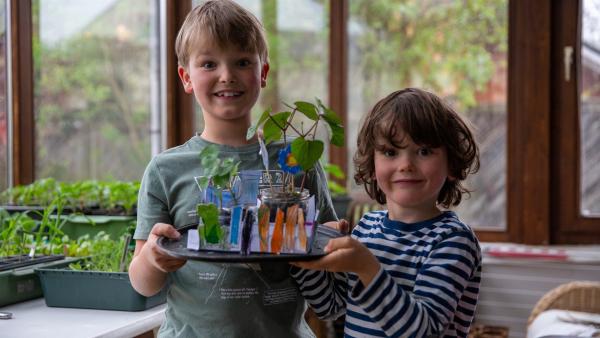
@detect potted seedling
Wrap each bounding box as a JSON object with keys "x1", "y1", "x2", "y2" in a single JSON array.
[
  {"x1": 246, "y1": 99, "x2": 344, "y2": 254},
  {"x1": 1, "y1": 179, "x2": 140, "y2": 216},
  {"x1": 194, "y1": 144, "x2": 241, "y2": 250},
  {"x1": 36, "y1": 232, "x2": 166, "y2": 311},
  {"x1": 0, "y1": 198, "x2": 83, "y2": 307}
]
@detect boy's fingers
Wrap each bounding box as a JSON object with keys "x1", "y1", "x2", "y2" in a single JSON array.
[
  {"x1": 322, "y1": 221, "x2": 338, "y2": 229},
  {"x1": 324, "y1": 237, "x2": 352, "y2": 253},
  {"x1": 338, "y1": 219, "x2": 350, "y2": 234},
  {"x1": 151, "y1": 223, "x2": 181, "y2": 239}
]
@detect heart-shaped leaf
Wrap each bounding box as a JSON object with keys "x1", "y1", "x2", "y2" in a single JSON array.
[{"x1": 291, "y1": 138, "x2": 323, "y2": 171}]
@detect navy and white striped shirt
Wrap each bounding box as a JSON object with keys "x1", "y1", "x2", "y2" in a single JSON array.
[{"x1": 292, "y1": 210, "x2": 481, "y2": 338}]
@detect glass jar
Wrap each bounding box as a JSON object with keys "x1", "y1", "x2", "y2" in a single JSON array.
[{"x1": 258, "y1": 188, "x2": 313, "y2": 254}]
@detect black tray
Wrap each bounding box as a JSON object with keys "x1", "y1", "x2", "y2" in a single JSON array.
[
  {"x1": 157, "y1": 224, "x2": 344, "y2": 263},
  {"x1": 0, "y1": 254, "x2": 65, "y2": 272}
]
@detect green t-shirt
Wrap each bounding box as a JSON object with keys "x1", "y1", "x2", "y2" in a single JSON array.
[{"x1": 134, "y1": 136, "x2": 337, "y2": 338}]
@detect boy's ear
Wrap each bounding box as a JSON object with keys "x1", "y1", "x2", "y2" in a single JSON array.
[
  {"x1": 178, "y1": 66, "x2": 193, "y2": 94},
  {"x1": 261, "y1": 63, "x2": 270, "y2": 88}
]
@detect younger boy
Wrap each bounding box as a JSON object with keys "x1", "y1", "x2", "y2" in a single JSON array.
[
  {"x1": 293, "y1": 88, "x2": 482, "y2": 337},
  {"x1": 128, "y1": 1, "x2": 336, "y2": 337}
]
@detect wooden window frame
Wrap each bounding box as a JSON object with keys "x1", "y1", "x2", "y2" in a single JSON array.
[
  {"x1": 7, "y1": 0, "x2": 598, "y2": 244},
  {"x1": 551, "y1": 0, "x2": 600, "y2": 244}
]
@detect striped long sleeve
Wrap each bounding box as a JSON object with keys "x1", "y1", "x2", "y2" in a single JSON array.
[{"x1": 292, "y1": 210, "x2": 481, "y2": 338}]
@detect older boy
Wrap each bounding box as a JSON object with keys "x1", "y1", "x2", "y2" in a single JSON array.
[{"x1": 128, "y1": 1, "x2": 337, "y2": 337}]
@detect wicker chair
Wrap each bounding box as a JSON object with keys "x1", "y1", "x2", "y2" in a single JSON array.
[{"x1": 528, "y1": 281, "x2": 600, "y2": 326}]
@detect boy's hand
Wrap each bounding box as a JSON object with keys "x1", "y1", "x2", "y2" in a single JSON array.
[
  {"x1": 293, "y1": 236, "x2": 380, "y2": 287},
  {"x1": 141, "y1": 223, "x2": 187, "y2": 272}
]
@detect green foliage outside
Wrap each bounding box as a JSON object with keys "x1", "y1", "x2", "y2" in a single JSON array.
[
  {"x1": 33, "y1": 0, "x2": 152, "y2": 181},
  {"x1": 349, "y1": 0, "x2": 508, "y2": 110},
  {"x1": 323, "y1": 163, "x2": 347, "y2": 197},
  {"x1": 28, "y1": 0, "x2": 506, "y2": 198}
]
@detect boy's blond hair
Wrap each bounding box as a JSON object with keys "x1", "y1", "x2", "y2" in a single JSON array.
[{"x1": 175, "y1": 0, "x2": 269, "y2": 69}]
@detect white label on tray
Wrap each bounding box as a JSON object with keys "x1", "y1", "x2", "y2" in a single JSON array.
[{"x1": 187, "y1": 229, "x2": 200, "y2": 250}]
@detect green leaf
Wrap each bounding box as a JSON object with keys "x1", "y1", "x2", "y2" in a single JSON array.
[
  {"x1": 324, "y1": 163, "x2": 345, "y2": 179},
  {"x1": 263, "y1": 112, "x2": 290, "y2": 143},
  {"x1": 328, "y1": 123, "x2": 345, "y2": 147},
  {"x1": 199, "y1": 145, "x2": 219, "y2": 172},
  {"x1": 247, "y1": 108, "x2": 272, "y2": 140},
  {"x1": 317, "y1": 99, "x2": 342, "y2": 125},
  {"x1": 212, "y1": 174, "x2": 229, "y2": 189},
  {"x1": 291, "y1": 138, "x2": 323, "y2": 171},
  {"x1": 294, "y1": 101, "x2": 319, "y2": 121},
  {"x1": 328, "y1": 180, "x2": 347, "y2": 196},
  {"x1": 197, "y1": 203, "x2": 221, "y2": 243},
  {"x1": 197, "y1": 176, "x2": 210, "y2": 190},
  {"x1": 263, "y1": 121, "x2": 282, "y2": 144}
]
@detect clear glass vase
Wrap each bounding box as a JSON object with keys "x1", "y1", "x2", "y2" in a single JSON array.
[{"x1": 258, "y1": 188, "x2": 312, "y2": 254}]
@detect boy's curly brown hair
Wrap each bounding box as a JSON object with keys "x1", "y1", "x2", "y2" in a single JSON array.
[{"x1": 353, "y1": 88, "x2": 480, "y2": 208}]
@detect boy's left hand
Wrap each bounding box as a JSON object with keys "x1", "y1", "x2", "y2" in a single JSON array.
[{"x1": 293, "y1": 237, "x2": 380, "y2": 286}]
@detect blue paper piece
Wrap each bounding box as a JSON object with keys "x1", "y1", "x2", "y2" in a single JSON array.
[
  {"x1": 237, "y1": 170, "x2": 262, "y2": 206},
  {"x1": 229, "y1": 206, "x2": 242, "y2": 245}
]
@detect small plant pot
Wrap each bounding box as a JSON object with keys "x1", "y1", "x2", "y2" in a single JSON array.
[
  {"x1": 51, "y1": 215, "x2": 136, "y2": 240},
  {"x1": 36, "y1": 268, "x2": 167, "y2": 311},
  {"x1": 0, "y1": 256, "x2": 81, "y2": 307}
]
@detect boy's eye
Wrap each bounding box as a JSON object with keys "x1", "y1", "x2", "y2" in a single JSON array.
[
  {"x1": 417, "y1": 147, "x2": 432, "y2": 156},
  {"x1": 201, "y1": 61, "x2": 216, "y2": 69},
  {"x1": 237, "y1": 59, "x2": 251, "y2": 67},
  {"x1": 382, "y1": 148, "x2": 397, "y2": 157}
]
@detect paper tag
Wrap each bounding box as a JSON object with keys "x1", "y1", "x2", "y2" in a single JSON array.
[
  {"x1": 237, "y1": 170, "x2": 262, "y2": 206},
  {"x1": 229, "y1": 206, "x2": 243, "y2": 248},
  {"x1": 306, "y1": 195, "x2": 316, "y2": 225},
  {"x1": 187, "y1": 229, "x2": 200, "y2": 250}
]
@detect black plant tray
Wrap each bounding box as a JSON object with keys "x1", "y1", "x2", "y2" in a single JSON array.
[
  {"x1": 157, "y1": 223, "x2": 344, "y2": 263},
  {"x1": 0, "y1": 254, "x2": 65, "y2": 272}
]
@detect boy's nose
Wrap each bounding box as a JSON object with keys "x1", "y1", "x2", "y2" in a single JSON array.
[
  {"x1": 396, "y1": 155, "x2": 414, "y2": 172},
  {"x1": 219, "y1": 67, "x2": 237, "y2": 83}
]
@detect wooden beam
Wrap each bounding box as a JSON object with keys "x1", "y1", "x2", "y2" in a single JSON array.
[{"x1": 10, "y1": 0, "x2": 34, "y2": 185}]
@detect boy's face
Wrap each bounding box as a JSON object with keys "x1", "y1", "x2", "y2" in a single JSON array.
[
  {"x1": 374, "y1": 132, "x2": 450, "y2": 221},
  {"x1": 178, "y1": 38, "x2": 269, "y2": 125}
]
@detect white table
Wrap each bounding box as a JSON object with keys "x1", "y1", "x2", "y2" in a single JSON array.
[{"x1": 0, "y1": 298, "x2": 166, "y2": 338}]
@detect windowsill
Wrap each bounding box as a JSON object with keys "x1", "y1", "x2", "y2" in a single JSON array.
[{"x1": 481, "y1": 242, "x2": 600, "y2": 264}]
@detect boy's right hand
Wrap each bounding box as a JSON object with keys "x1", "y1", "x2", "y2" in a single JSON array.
[{"x1": 140, "y1": 223, "x2": 187, "y2": 272}]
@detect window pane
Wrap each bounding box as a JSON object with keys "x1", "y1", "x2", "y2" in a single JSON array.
[
  {"x1": 581, "y1": 0, "x2": 600, "y2": 216},
  {"x1": 34, "y1": 0, "x2": 160, "y2": 181},
  {"x1": 192, "y1": 0, "x2": 328, "y2": 139},
  {"x1": 0, "y1": 0, "x2": 6, "y2": 191},
  {"x1": 347, "y1": 0, "x2": 508, "y2": 229}
]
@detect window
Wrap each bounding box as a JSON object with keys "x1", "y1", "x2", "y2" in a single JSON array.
[
  {"x1": 580, "y1": 0, "x2": 600, "y2": 217},
  {"x1": 3, "y1": 0, "x2": 599, "y2": 243},
  {"x1": 552, "y1": 0, "x2": 600, "y2": 244},
  {"x1": 0, "y1": 0, "x2": 7, "y2": 191},
  {"x1": 346, "y1": 0, "x2": 508, "y2": 230},
  {"x1": 32, "y1": 0, "x2": 161, "y2": 181}
]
